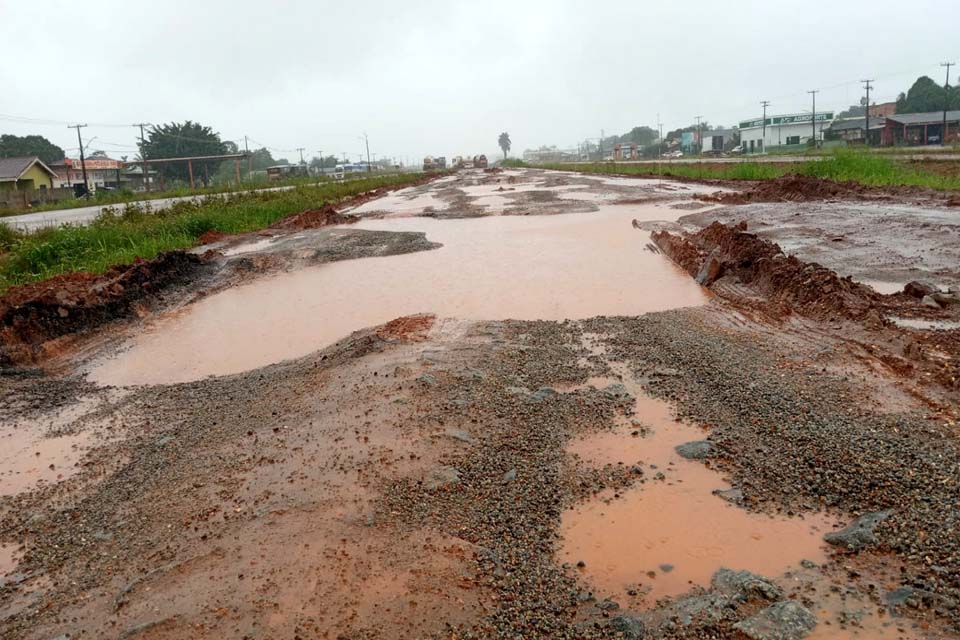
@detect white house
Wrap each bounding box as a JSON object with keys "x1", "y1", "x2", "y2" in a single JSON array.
[{"x1": 738, "y1": 112, "x2": 834, "y2": 153}]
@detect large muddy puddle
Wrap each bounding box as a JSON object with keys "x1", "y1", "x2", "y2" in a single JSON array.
[
  {"x1": 89, "y1": 203, "x2": 706, "y2": 385},
  {"x1": 560, "y1": 366, "x2": 834, "y2": 604}
]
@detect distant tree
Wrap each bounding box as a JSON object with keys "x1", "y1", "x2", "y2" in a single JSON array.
[
  {"x1": 614, "y1": 126, "x2": 658, "y2": 147},
  {"x1": 0, "y1": 134, "x2": 65, "y2": 164},
  {"x1": 142, "y1": 121, "x2": 228, "y2": 186},
  {"x1": 309, "y1": 155, "x2": 339, "y2": 172},
  {"x1": 837, "y1": 104, "x2": 866, "y2": 118},
  {"x1": 896, "y1": 76, "x2": 960, "y2": 114},
  {"x1": 88, "y1": 150, "x2": 109, "y2": 159},
  {"x1": 498, "y1": 132, "x2": 511, "y2": 159}
]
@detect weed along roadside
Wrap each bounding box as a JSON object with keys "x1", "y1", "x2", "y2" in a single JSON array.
[
  {"x1": 1, "y1": 167, "x2": 960, "y2": 640},
  {"x1": 0, "y1": 171, "x2": 437, "y2": 292},
  {"x1": 540, "y1": 149, "x2": 960, "y2": 191}
]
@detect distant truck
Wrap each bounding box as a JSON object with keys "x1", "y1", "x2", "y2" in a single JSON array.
[
  {"x1": 473, "y1": 154, "x2": 488, "y2": 168},
  {"x1": 422, "y1": 156, "x2": 447, "y2": 171},
  {"x1": 266, "y1": 164, "x2": 309, "y2": 181}
]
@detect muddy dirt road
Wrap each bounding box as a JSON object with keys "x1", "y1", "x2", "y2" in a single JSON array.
[{"x1": 2, "y1": 168, "x2": 959, "y2": 639}]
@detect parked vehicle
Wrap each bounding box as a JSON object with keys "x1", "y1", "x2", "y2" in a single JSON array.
[
  {"x1": 474, "y1": 154, "x2": 488, "y2": 168},
  {"x1": 664, "y1": 150, "x2": 684, "y2": 159},
  {"x1": 729, "y1": 145, "x2": 744, "y2": 155}
]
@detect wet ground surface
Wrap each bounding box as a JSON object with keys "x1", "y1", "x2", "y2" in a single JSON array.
[
  {"x1": 680, "y1": 200, "x2": 960, "y2": 292},
  {"x1": 2, "y1": 168, "x2": 959, "y2": 639}
]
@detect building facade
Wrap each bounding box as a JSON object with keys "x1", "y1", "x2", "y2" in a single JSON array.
[
  {"x1": 738, "y1": 112, "x2": 834, "y2": 153},
  {"x1": 0, "y1": 156, "x2": 56, "y2": 192},
  {"x1": 880, "y1": 110, "x2": 960, "y2": 146},
  {"x1": 50, "y1": 157, "x2": 127, "y2": 191}
]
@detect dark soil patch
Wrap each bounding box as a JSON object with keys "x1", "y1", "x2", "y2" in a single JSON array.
[
  {"x1": 700, "y1": 174, "x2": 875, "y2": 204},
  {"x1": 196, "y1": 230, "x2": 228, "y2": 245},
  {"x1": 0, "y1": 251, "x2": 209, "y2": 366},
  {"x1": 269, "y1": 203, "x2": 358, "y2": 230}
]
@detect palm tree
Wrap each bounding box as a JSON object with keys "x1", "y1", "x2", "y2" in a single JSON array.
[{"x1": 498, "y1": 132, "x2": 511, "y2": 160}]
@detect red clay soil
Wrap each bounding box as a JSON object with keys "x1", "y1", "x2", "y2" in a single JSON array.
[
  {"x1": 699, "y1": 174, "x2": 876, "y2": 205},
  {"x1": 197, "y1": 230, "x2": 229, "y2": 245},
  {"x1": 269, "y1": 204, "x2": 359, "y2": 230},
  {"x1": 0, "y1": 251, "x2": 207, "y2": 366},
  {"x1": 653, "y1": 221, "x2": 960, "y2": 391},
  {"x1": 376, "y1": 314, "x2": 436, "y2": 342}
]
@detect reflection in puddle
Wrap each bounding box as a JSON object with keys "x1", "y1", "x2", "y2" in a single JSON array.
[
  {"x1": 888, "y1": 316, "x2": 960, "y2": 331},
  {"x1": 856, "y1": 279, "x2": 905, "y2": 296},
  {"x1": 89, "y1": 204, "x2": 706, "y2": 385},
  {"x1": 560, "y1": 365, "x2": 835, "y2": 604},
  {"x1": 0, "y1": 399, "x2": 100, "y2": 496},
  {"x1": 0, "y1": 543, "x2": 19, "y2": 576},
  {"x1": 222, "y1": 236, "x2": 276, "y2": 256}
]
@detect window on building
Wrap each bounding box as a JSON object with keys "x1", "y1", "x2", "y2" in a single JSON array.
[
  {"x1": 757, "y1": 139, "x2": 763, "y2": 151},
  {"x1": 786, "y1": 135, "x2": 800, "y2": 145}
]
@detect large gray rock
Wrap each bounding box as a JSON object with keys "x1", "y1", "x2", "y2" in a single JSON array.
[
  {"x1": 607, "y1": 615, "x2": 645, "y2": 639},
  {"x1": 931, "y1": 291, "x2": 959, "y2": 306},
  {"x1": 921, "y1": 294, "x2": 942, "y2": 309},
  {"x1": 528, "y1": 387, "x2": 558, "y2": 402},
  {"x1": 823, "y1": 510, "x2": 891, "y2": 551},
  {"x1": 903, "y1": 281, "x2": 938, "y2": 298},
  {"x1": 711, "y1": 568, "x2": 783, "y2": 602},
  {"x1": 675, "y1": 440, "x2": 717, "y2": 460},
  {"x1": 733, "y1": 601, "x2": 817, "y2": 640},
  {"x1": 695, "y1": 248, "x2": 724, "y2": 286},
  {"x1": 425, "y1": 466, "x2": 461, "y2": 490}
]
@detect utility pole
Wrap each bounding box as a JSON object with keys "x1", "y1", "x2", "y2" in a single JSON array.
[
  {"x1": 599, "y1": 129, "x2": 604, "y2": 161},
  {"x1": 244, "y1": 135, "x2": 251, "y2": 178},
  {"x1": 363, "y1": 133, "x2": 371, "y2": 172},
  {"x1": 808, "y1": 90, "x2": 820, "y2": 148},
  {"x1": 941, "y1": 62, "x2": 954, "y2": 146},
  {"x1": 695, "y1": 115, "x2": 703, "y2": 155},
  {"x1": 297, "y1": 147, "x2": 306, "y2": 165},
  {"x1": 760, "y1": 101, "x2": 770, "y2": 153},
  {"x1": 317, "y1": 150, "x2": 323, "y2": 177},
  {"x1": 657, "y1": 114, "x2": 663, "y2": 190},
  {"x1": 860, "y1": 80, "x2": 874, "y2": 146},
  {"x1": 133, "y1": 123, "x2": 151, "y2": 191},
  {"x1": 68, "y1": 124, "x2": 90, "y2": 197}
]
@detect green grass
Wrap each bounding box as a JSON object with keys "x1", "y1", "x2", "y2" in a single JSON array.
[
  {"x1": 540, "y1": 149, "x2": 960, "y2": 190},
  {"x1": 0, "y1": 172, "x2": 428, "y2": 292},
  {"x1": 0, "y1": 172, "x2": 405, "y2": 218}
]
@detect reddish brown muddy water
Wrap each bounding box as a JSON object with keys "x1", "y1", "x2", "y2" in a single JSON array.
[{"x1": 89, "y1": 204, "x2": 706, "y2": 385}]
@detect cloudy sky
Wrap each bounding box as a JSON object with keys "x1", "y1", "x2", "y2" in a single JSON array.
[{"x1": 1, "y1": 0, "x2": 956, "y2": 163}]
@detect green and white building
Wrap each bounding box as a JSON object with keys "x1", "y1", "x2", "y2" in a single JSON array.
[{"x1": 738, "y1": 111, "x2": 834, "y2": 153}]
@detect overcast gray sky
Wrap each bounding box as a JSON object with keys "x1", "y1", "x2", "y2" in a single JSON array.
[{"x1": 1, "y1": 0, "x2": 957, "y2": 163}]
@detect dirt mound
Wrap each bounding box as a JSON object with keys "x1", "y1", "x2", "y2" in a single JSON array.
[
  {"x1": 483, "y1": 167, "x2": 504, "y2": 174},
  {"x1": 0, "y1": 251, "x2": 207, "y2": 366},
  {"x1": 653, "y1": 221, "x2": 883, "y2": 320},
  {"x1": 701, "y1": 174, "x2": 874, "y2": 204},
  {"x1": 376, "y1": 314, "x2": 436, "y2": 341},
  {"x1": 270, "y1": 204, "x2": 359, "y2": 230},
  {"x1": 196, "y1": 230, "x2": 228, "y2": 245}
]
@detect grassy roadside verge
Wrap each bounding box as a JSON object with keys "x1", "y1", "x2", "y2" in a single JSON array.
[
  {"x1": 538, "y1": 149, "x2": 960, "y2": 190},
  {"x1": 0, "y1": 172, "x2": 428, "y2": 293},
  {"x1": 0, "y1": 172, "x2": 412, "y2": 218}
]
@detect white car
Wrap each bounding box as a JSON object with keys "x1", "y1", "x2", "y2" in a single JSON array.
[{"x1": 664, "y1": 150, "x2": 684, "y2": 158}]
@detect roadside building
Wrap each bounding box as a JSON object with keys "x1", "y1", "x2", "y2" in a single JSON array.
[
  {"x1": 880, "y1": 110, "x2": 960, "y2": 146},
  {"x1": 0, "y1": 156, "x2": 57, "y2": 192},
  {"x1": 827, "y1": 117, "x2": 887, "y2": 145},
  {"x1": 701, "y1": 129, "x2": 737, "y2": 153},
  {"x1": 522, "y1": 147, "x2": 576, "y2": 163},
  {"x1": 738, "y1": 111, "x2": 834, "y2": 153},
  {"x1": 123, "y1": 165, "x2": 159, "y2": 191},
  {"x1": 612, "y1": 143, "x2": 639, "y2": 160},
  {"x1": 50, "y1": 157, "x2": 127, "y2": 191}
]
